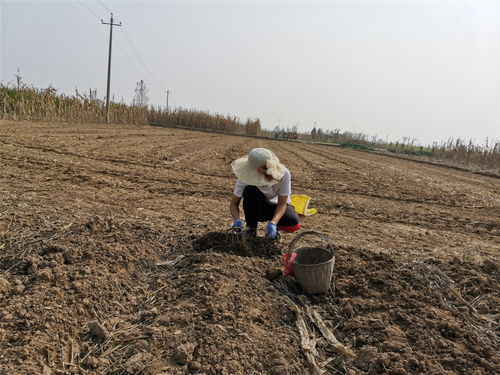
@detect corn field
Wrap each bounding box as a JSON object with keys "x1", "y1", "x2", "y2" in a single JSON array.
[
  {"x1": 430, "y1": 138, "x2": 500, "y2": 170},
  {"x1": 1, "y1": 83, "x2": 497, "y2": 170},
  {"x1": 0, "y1": 83, "x2": 261, "y2": 135},
  {"x1": 149, "y1": 107, "x2": 261, "y2": 135},
  {"x1": 291, "y1": 127, "x2": 499, "y2": 170},
  {"x1": 0, "y1": 84, "x2": 147, "y2": 124}
]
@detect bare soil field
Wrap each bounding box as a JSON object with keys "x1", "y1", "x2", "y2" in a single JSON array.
[{"x1": 0, "y1": 120, "x2": 498, "y2": 375}]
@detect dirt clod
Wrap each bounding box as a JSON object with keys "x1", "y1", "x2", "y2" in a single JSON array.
[
  {"x1": 88, "y1": 321, "x2": 109, "y2": 341},
  {"x1": 62, "y1": 250, "x2": 76, "y2": 265},
  {"x1": 36, "y1": 268, "x2": 53, "y2": 282},
  {"x1": 174, "y1": 344, "x2": 195, "y2": 365},
  {"x1": 354, "y1": 346, "x2": 378, "y2": 371},
  {"x1": 143, "y1": 360, "x2": 170, "y2": 374},
  {"x1": 26, "y1": 257, "x2": 39, "y2": 274},
  {"x1": 124, "y1": 352, "x2": 153, "y2": 374},
  {"x1": 0, "y1": 123, "x2": 498, "y2": 375},
  {"x1": 483, "y1": 259, "x2": 497, "y2": 274},
  {"x1": 84, "y1": 356, "x2": 99, "y2": 369},
  {"x1": 0, "y1": 278, "x2": 10, "y2": 295},
  {"x1": 192, "y1": 232, "x2": 282, "y2": 258},
  {"x1": 265, "y1": 268, "x2": 283, "y2": 281}
]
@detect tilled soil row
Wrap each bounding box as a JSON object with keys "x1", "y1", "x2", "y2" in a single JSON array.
[
  {"x1": 1, "y1": 220, "x2": 497, "y2": 374},
  {"x1": 1, "y1": 121, "x2": 499, "y2": 374}
]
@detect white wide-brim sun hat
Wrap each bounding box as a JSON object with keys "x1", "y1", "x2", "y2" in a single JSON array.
[{"x1": 231, "y1": 148, "x2": 286, "y2": 186}]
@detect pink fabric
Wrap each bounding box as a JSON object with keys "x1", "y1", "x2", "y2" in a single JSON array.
[{"x1": 282, "y1": 253, "x2": 297, "y2": 276}]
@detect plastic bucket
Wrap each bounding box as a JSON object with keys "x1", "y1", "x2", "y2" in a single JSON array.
[
  {"x1": 288, "y1": 231, "x2": 335, "y2": 294},
  {"x1": 291, "y1": 195, "x2": 317, "y2": 216}
]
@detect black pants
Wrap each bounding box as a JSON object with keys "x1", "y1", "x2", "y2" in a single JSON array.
[{"x1": 242, "y1": 186, "x2": 300, "y2": 228}]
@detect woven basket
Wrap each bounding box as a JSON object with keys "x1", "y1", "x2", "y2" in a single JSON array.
[{"x1": 288, "y1": 231, "x2": 335, "y2": 294}]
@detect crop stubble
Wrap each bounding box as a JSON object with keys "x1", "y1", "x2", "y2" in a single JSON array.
[{"x1": 0, "y1": 121, "x2": 498, "y2": 374}]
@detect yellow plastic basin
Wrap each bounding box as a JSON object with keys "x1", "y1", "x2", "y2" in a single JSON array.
[{"x1": 291, "y1": 194, "x2": 317, "y2": 216}]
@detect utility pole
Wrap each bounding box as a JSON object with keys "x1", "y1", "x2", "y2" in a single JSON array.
[
  {"x1": 165, "y1": 90, "x2": 171, "y2": 113},
  {"x1": 101, "y1": 13, "x2": 122, "y2": 124}
]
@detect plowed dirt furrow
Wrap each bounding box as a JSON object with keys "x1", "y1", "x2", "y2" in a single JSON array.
[{"x1": 0, "y1": 121, "x2": 498, "y2": 375}]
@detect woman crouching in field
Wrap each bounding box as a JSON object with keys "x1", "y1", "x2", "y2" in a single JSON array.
[{"x1": 229, "y1": 148, "x2": 301, "y2": 240}]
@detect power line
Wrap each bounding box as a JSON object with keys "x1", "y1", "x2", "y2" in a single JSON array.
[
  {"x1": 77, "y1": 1, "x2": 167, "y2": 103},
  {"x1": 117, "y1": 35, "x2": 171, "y2": 110},
  {"x1": 94, "y1": 1, "x2": 164, "y2": 91},
  {"x1": 96, "y1": 0, "x2": 112, "y2": 14},
  {"x1": 120, "y1": 28, "x2": 165, "y2": 91},
  {"x1": 121, "y1": 28, "x2": 165, "y2": 91},
  {"x1": 75, "y1": 0, "x2": 102, "y2": 20},
  {"x1": 115, "y1": 36, "x2": 149, "y2": 82}
]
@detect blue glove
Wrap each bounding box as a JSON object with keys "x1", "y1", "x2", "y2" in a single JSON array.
[
  {"x1": 232, "y1": 219, "x2": 243, "y2": 229},
  {"x1": 266, "y1": 222, "x2": 278, "y2": 239}
]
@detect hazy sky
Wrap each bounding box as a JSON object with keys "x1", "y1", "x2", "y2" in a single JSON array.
[{"x1": 1, "y1": 0, "x2": 499, "y2": 145}]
